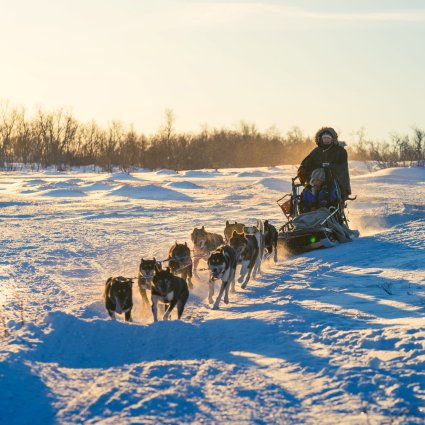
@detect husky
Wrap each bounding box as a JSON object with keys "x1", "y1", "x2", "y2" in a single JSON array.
[
  {"x1": 104, "y1": 276, "x2": 133, "y2": 321},
  {"x1": 207, "y1": 245, "x2": 237, "y2": 309},
  {"x1": 168, "y1": 241, "x2": 193, "y2": 289},
  {"x1": 151, "y1": 267, "x2": 189, "y2": 322},
  {"x1": 243, "y1": 219, "x2": 265, "y2": 277},
  {"x1": 224, "y1": 221, "x2": 245, "y2": 242},
  {"x1": 264, "y1": 220, "x2": 278, "y2": 262},
  {"x1": 191, "y1": 226, "x2": 224, "y2": 277},
  {"x1": 137, "y1": 258, "x2": 161, "y2": 306},
  {"x1": 229, "y1": 231, "x2": 259, "y2": 289}
]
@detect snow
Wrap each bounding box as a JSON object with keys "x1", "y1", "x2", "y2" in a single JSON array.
[
  {"x1": 0, "y1": 164, "x2": 424, "y2": 424},
  {"x1": 166, "y1": 181, "x2": 204, "y2": 189},
  {"x1": 255, "y1": 177, "x2": 292, "y2": 192},
  {"x1": 109, "y1": 184, "x2": 194, "y2": 201}
]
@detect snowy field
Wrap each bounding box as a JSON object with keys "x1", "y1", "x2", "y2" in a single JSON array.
[{"x1": 0, "y1": 162, "x2": 424, "y2": 424}]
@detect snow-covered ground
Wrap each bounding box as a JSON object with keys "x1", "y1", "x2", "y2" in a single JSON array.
[{"x1": 0, "y1": 162, "x2": 424, "y2": 424}]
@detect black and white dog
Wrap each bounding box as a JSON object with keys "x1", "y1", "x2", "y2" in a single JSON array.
[
  {"x1": 168, "y1": 241, "x2": 193, "y2": 289},
  {"x1": 207, "y1": 244, "x2": 237, "y2": 310},
  {"x1": 229, "y1": 231, "x2": 259, "y2": 289},
  {"x1": 104, "y1": 276, "x2": 133, "y2": 321},
  {"x1": 138, "y1": 258, "x2": 161, "y2": 307},
  {"x1": 191, "y1": 226, "x2": 224, "y2": 276},
  {"x1": 243, "y1": 219, "x2": 265, "y2": 278},
  {"x1": 264, "y1": 220, "x2": 278, "y2": 262},
  {"x1": 151, "y1": 267, "x2": 189, "y2": 322}
]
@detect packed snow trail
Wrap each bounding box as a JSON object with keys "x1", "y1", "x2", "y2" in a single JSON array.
[{"x1": 0, "y1": 164, "x2": 424, "y2": 424}]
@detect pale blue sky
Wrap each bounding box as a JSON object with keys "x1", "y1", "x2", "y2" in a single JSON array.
[{"x1": 1, "y1": 0, "x2": 424, "y2": 142}]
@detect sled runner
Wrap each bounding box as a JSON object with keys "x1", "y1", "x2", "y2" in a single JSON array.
[{"x1": 277, "y1": 171, "x2": 357, "y2": 252}]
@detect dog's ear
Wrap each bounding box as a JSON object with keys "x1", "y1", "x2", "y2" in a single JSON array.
[
  {"x1": 264, "y1": 220, "x2": 268, "y2": 226},
  {"x1": 141, "y1": 257, "x2": 144, "y2": 262},
  {"x1": 202, "y1": 225, "x2": 205, "y2": 230},
  {"x1": 226, "y1": 220, "x2": 229, "y2": 225},
  {"x1": 154, "y1": 262, "x2": 162, "y2": 273},
  {"x1": 185, "y1": 241, "x2": 188, "y2": 247},
  {"x1": 153, "y1": 256, "x2": 156, "y2": 262}
]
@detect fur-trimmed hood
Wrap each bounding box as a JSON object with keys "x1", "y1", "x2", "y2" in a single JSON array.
[{"x1": 315, "y1": 127, "x2": 338, "y2": 148}]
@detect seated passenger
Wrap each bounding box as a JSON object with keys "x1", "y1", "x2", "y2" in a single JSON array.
[{"x1": 300, "y1": 168, "x2": 338, "y2": 213}]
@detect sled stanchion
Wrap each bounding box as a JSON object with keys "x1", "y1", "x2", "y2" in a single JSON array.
[{"x1": 319, "y1": 206, "x2": 340, "y2": 226}]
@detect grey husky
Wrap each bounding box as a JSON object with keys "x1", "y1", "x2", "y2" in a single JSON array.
[{"x1": 191, "y1": 226, "x2": 224, "y2": 276}]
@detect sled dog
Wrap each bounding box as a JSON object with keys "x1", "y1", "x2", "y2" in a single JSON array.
[
  {"x1": 138, "y1": 258, "x2": 161, "y2": 306},
  {"x1": 168, "y1": 241, "x2": 193, "y2": 289},
  {"x1": 207, "y1": 244, "x2": 237, "y2": 309},
  {"x1": 243, "y1": 219, "x2": 265, "y2": 277},
  {"x1": 151, "y1": 267, "x2": 189, "y2": 322},
  {"x1": 104, "y1": 276, "x2": 133, "y2": 321},
  {"x1": 224, "y1": 221, "x2": 245, "y2": 242},
  {"x1": 191, "y1": 226, "x2": 224, "y2": 276},
  {"x1": 229, "y1": 231, "x2": 259, "y2": 289},
  {"x1": 264, "y1": 220, "x2": 278, "y2": 262}
]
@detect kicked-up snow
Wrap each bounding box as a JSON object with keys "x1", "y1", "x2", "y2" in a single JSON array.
[{"x1": 0, "y1": 162, "x2": 424, "y2": 424}]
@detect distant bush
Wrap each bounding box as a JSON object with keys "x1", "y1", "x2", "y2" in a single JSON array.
[{"x1": 347, "y1": 128, "x2": 425, "y2": 168}]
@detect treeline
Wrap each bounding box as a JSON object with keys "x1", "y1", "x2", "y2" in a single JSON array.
[
  {"x1": 347, "y1": 128, "x2": 425, "y2": 167},
  {"x1": 1, "y1": 104, "x2": 424, "y2": 171},
  {"x1": 0, "y1": 106, "x2": 314, "y2": 171}
]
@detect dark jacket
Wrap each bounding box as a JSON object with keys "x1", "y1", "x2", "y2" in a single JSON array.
[{"x1": 298, "y1": 127, "x2": 351, "y2": 198}]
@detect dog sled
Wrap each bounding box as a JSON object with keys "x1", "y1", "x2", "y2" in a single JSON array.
[{"x1": 277, "y1": 170, "x2": 358, "y2": 252}]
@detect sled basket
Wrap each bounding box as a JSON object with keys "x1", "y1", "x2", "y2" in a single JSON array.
[{"x1": 277, "y1": 194, "x2": 292, "y2": 219}]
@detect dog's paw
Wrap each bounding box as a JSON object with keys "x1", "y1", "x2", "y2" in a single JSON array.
[
  {"x1": 241, "y1": 283, "x2": 247, "y2": 289},
  {"x1": 224, "y1": 297, "x2": 229, "y2": 304},
  {"x1": 212, "y1": 304, "x2": 220, "y2": 310},
  {"x1": 238, "y1": 276, "x2": 244, "y2": 283},
  {"x1": 208, "y1": 298, "x2": 214, "y2": 304}
]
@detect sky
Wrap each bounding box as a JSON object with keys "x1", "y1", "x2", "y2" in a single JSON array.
[{"x1": 1, "y1": 0, "x2": 424, "y2": 143}]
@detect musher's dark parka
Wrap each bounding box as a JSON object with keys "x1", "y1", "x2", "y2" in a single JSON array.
[{"x1": 297, "y1": 127, "x2": 351, "y2": 199}]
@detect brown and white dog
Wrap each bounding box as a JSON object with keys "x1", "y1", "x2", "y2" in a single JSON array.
[
  {"x1": 191, "y1": 226, "x2": 224, "y2": 277},
  {"x1": 224, "y1": 221, "x2": 245, "y2": 243}
]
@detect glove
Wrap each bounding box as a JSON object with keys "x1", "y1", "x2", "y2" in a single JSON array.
[{"x1": 297, "y1": 169, "x2": 309, "y2": 185}]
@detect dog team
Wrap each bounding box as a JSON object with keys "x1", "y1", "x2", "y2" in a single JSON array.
[{"x1": 104, "y1": 219, "x2": 279, "y2": 323}]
